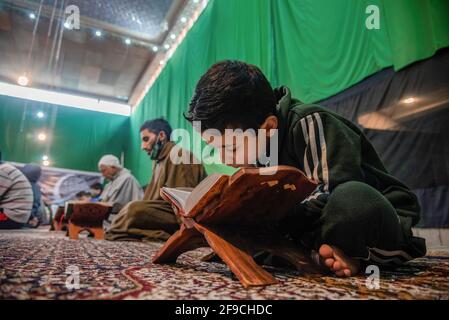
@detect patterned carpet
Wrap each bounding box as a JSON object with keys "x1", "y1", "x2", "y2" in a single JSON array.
[{"x1": 1, "y1": 228, "x2": 449, "y2": 300}]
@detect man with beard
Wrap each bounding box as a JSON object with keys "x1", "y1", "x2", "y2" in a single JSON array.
[{"x1": 105, "y1": 118, "x2": 207, "y2": 242}]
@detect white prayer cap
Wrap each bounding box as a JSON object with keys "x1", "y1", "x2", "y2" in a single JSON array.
[{"x1": 98, "y1": 154, "x2": 122, "y2": 170}]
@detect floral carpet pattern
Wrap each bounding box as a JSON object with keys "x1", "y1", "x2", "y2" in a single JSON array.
[{"x1": 1, "y1": 229, "x2": 448, "y2": 300}]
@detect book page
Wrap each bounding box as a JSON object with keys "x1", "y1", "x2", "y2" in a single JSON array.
[{"x1": 161, "y1": 188, "x2": 192, "y2": 210}]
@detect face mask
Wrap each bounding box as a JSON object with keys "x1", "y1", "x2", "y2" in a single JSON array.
[{"x1": 150, "y1": 134, "x2": 164, "y2": 160}]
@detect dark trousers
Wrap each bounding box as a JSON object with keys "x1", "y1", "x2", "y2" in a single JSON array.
[{"x1": 280, "y1": 181, "x2": 426, "y2": 265}]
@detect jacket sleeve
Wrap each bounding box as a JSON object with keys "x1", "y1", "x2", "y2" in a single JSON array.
[
  {"x1": 278, "y1": 111, "x2": 366, "y2": 235},
  {"x1": 290, "y1": 111, "x2": 365, "y2": 199}
]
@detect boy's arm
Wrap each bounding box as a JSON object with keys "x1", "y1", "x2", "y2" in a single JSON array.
[
  {"x1": 277, "y1": 111, "x2": 366, "y2": 235},
  {"x1": 291, "y1": 111, "x2": 365, "y2": 198}
]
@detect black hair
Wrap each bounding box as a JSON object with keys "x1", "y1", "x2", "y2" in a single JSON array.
[
  {"x1": 75, "y1": 191, "x2": 90, "y2": 198},
  {"x1": 89, "y1": 182, "x2": 103, "y2": 191},
  {"x1": 184, "y1": 60, "x2": 276, "y2": 132},
  {"x1": 140, "y1": 118, "x2": 172, "y2": 139}
]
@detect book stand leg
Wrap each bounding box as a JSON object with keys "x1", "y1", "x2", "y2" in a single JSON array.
[
  {"x1": 153, "y1": 219, "x2": 318, "y2": 288},
  {"x1": 68, "y1": 222, "x2": 104, "y2": 240}
]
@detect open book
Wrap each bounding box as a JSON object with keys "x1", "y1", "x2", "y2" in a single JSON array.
[
  {"x1": 64, "y1": 201, "x2": 113, "y2": 227},
  {"x1": 160, "y1": 165, "x2": 317, "y2": 225}
]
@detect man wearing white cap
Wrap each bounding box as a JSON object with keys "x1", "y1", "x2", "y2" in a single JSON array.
[{"x1": 98, "y1": 154, "x2": 143, "y2": 218}]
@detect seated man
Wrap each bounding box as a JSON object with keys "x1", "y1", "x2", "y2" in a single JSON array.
[
  {"x1": 105, "y1": 118, "x2": 207, "y2": 242},
  {"x1": 89, "y1": 182, "x2": 104, "y2": 202},
  {"x1": 19, "y1": 163, "x2": 42, "y2": 228},
  {"x1": 98, "y1": 154, "x2": 143, "y2": 221},
  {"x1": 184, "y1": 60, "x2": 426, "y2": 277},
  {"x1": 0, "y1": 160, "x2": 33, "y2": 229}
]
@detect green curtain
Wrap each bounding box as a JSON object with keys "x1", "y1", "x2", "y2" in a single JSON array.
[
  {"x1": 0, "y1": 95, "x2": 129, "y2": 172},
  {"x1": 127, "y1": 0, "x2": 449, "y2": 184}
]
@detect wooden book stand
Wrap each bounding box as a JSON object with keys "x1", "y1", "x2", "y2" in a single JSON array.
[
  {"x1": 64, "y1": 202, "x2": 112, "y2": 240},
  {"x1": 153, "y1": 166, "x2": 320, "y2": 288}
]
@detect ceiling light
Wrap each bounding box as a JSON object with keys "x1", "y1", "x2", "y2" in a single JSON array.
[
  {"x1": 37, "y1": 111, "x2": 45, "y2": 118},
  {"x1": 29, "y1": 13, "x2": 36, "y2": 19},
  {"x1": 170, "y1": 33, "x2": 176, "y2": 40},
  {"x1": 42, "y1": 155, "x2": 49, "y2": 161},
  {"x1": 17, "y1": 75, "x2": 29, "y2": 86},
  {"x1": 152, "y1": 46, "x2": 158, "y2": 52},
  {"x1": 164, "y1": 44, "x2": 170, "y2": 50},
  {"x1": 180, "y1": 16, "x2": 187, "y2": 23},
  {"x1": 37, "y1": 132, "x2": 47, "y2": 141},
  {"x1": 95, "y1": 30, "x2": 102, "y2": 37},
  {"x1": 403, "y1": 97, "x2": 416, "y2": 104},
  {"x1": 125, "y1": 38, "x2": 131, "y2": 45},
  {"x1": 193, "y1": 0, "x2": 199, "y2": 3},
  {"x1": 42, "y1": 160, "x2": 50, "y2": 166},
  {"x1": 159, "y1": 60, "x2": 165, "y2": 65},
  {"x1": 0, "y1": 82, "x2": 131, "y2": 116}
]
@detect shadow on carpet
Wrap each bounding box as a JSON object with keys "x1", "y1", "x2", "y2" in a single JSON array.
[{"x1": 1, "y1": 229, "x2": 448, "y2": 300}]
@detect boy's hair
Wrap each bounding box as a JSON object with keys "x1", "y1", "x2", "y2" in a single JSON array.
[
  {"x1": 90, "y1": 182, "x2": 103, "y2": 191},
  {"x1": 184, "y1": 60, "x2": 276, "y2": 132},
  {"x1": 140, "y1": 118, "x2": 172, "y2": 139}
]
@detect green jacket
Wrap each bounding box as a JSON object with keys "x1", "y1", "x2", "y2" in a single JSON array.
[{"x1": 275, "y1": 86, "x2": 423, "y2": 250}]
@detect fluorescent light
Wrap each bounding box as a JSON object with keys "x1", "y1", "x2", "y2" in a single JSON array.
[{"x1": 0, "y1": 82, "x2": 131, "y2": 116}]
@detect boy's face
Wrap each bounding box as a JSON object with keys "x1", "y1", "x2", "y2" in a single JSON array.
[{"x1": 201, "y1": 115, "x2": 278, "y2": 167}]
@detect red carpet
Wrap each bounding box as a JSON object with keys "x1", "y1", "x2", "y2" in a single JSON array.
[{"x1": 1, "y1": 228, "x2": 448, "y2": 300}]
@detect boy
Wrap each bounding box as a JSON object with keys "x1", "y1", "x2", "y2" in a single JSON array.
[{"x1": 184, "y1": 60, "x2": 426, "y2": 277}]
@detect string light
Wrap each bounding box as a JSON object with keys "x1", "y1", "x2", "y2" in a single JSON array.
[
  {"x1": 37, "y1": 132, "x2": 47, "y2": 141},
  {"x1": 17, "y1": 75, "x2": 29, "y2": 86}
]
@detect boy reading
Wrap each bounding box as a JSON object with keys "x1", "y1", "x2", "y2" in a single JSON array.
[{"x1": 184, "y1": 60, "x2": 426, "y2": 277}]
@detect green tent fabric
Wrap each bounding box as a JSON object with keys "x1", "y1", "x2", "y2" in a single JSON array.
[
  {"x1": 0, "y1": 95, "x2": 129, "y2": 172},
  {"x1": 127, "y1": 0, "x2": 449, "y2": 184},
  {"x1": 1, "y1": 0, "x2": 448, "y2": 181}
]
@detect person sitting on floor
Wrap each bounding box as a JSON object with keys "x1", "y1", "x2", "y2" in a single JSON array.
[
  {"x1": 105, "y1": 118, "x2": 207, "y2": 242},
  {"x1": 184, "y1": 60, "x2": 426, "y2": 277},
  {"x1": 75, "y1": 190, "x2": 91, "y2": 202},
  {"x1": 98, "y1": 154, "x2": 143, "y2": 222},
  {"x1": 89, "y1": 182, "x2": 103, "y2": 202},
  {"x1": 0, "y1": 159, "x2": 34, "y2": 229},
  {"x1": 19, "y1": 164, "x2": 43, "y2": 228}
]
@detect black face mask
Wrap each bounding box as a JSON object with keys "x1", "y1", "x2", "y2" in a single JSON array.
[{"x1": 149, "y1": 135, "x2": 164, "y2": 160}]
